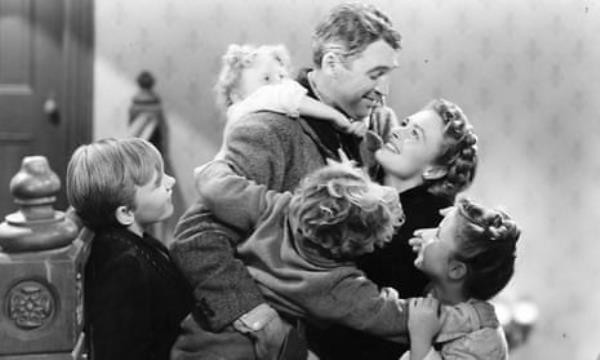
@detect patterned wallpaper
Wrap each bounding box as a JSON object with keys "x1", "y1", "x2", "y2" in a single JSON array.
[{"x1": 94, "y1": 1, "x2": 600, "y2": 358}]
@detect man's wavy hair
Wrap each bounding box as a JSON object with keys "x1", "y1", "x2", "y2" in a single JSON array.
[
  {"x1": 312, "y1": 2, "x2": 402, "y2": 68},
  {"x1": 288, "y1": 162, "x2": 404, "y2": 260},
  {"x1": 452, "y1": 198, "x2": 521, "y2": 300},
  {"x1": 423, "y1": 99, "x2": 479, "y2": 200},
  {"x1": 214, "y1": 44, "x2": 292, "y2": 110}
]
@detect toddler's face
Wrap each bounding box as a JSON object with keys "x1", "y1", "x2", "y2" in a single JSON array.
[
  {"x1": 236, "y1": 52, "x2": 289, "y2": 100},
  {"x1": 410, "y1": 208, "x2": 460, "y2": 279},
  {"x1": 375, "y1": 108, "x2": 445, "y2": 181},
  {"x1": 132, "y1": 170, "x2": 176, "y2": 228}
]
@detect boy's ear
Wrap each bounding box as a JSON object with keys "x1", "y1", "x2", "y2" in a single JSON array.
[
  {"x1": 115, "y1": 205, "x2": 135, "y2": 226},
  {"x1": 422, "y1": 165, "x2": 447, "y2": 180},
  {"x1": 448, "y1": 259, "x2": 467, "y2": 281}
]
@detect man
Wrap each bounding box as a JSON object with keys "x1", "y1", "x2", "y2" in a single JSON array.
[{"x1": 170, "y1": 3, "x2": 402, "y2": 359}]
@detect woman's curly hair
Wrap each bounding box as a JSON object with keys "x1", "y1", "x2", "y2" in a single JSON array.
[
  {"x1": 453, "y1": 198, "x2": 521, "y2": 300},
  {"x1": 288, "y1": 162, "x2": 404, "y2": 260},
  {"x1": 423, "y1": 99, "x2": 479, "y2": 200},
  {"x1": 214, "y1": 44, "x2": 292, "y2": 110}
]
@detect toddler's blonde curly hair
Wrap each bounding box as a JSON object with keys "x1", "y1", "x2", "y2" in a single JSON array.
[
  {"x1": 289, "y1": 162, "x2": 404, "y2": 260},
  {"x1": 214, "y1": 44, "x2": 293, "y2": 110}
]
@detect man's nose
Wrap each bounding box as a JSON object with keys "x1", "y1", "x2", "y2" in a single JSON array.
[{"x1": 374, "y1": 75, "x2": 391, "y2": 98}]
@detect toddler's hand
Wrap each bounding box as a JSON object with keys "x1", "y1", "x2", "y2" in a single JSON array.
[
  {"x1": 409, "y1": 230, "x2": 427, "y2": 253},
  {"x1": 408, "y1": 297, "x2": 442, "y2": 343},
  {"x1": 346, "y1": 121, "x2": 368, "y2": 138},
  {"x1": 331, "y1": 114, "x2": 353, "y2": 132}
]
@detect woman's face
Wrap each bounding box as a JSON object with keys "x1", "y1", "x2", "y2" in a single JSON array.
[{"x1": 375, "y1": 109, "x2": 446, "y2": 181}]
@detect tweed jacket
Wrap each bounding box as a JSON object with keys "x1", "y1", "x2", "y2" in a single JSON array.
[{"x1": 170, "y1": 69, "x2": 398, "y2": 331}]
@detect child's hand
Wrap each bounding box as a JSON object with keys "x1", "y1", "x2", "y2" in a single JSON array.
[
  {"x1": 331, "y1": 114, "x2": 353, "y2": 132},
  {"x1": 346, "y1": 121, "x2": 368, "y2": 138},
  {"x1": 408, "y1": 297, "x2": 442, "y2": 343}
]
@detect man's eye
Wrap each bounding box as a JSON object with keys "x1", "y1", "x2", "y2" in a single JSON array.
[
  {"x1": 264, "y1": 75, "x2": 271, "y2": 82},
  {"x1": 411, "y1": 129, "x2": 419, "y2": 138}
]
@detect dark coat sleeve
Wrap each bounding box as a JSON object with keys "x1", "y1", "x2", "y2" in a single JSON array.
[
  {"x1": 170, "y1": 201, "x2": 265, "y2": 331},
  {"x1": 88, "y1": 255, "x2": 154, "y2": 360}
]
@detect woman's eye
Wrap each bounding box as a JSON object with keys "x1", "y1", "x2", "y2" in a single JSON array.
[
  {"x1": 411, "y1": 129, "x2": 419, "y2": 138},
  {"x1": 264, "y1": 75, "x2": 271, "y2": 82}
]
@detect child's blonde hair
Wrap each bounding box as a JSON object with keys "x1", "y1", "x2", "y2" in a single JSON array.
[
  {"x1": 66, "y1": 138, "x2": 163, "y2": 231},
  {"x1": 453, "y1": 198, "x2": 520, "y2": 300},
  {"x1": 288, "y1": 162, "x2": 404, "y2": 259},
  {"x1": 214, "y1": 44, "x2": 293, "y2": 110}
]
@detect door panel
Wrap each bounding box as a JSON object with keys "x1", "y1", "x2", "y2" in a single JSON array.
[{"x1": 0, "y1": 0, "x2": 80, "y2": 216}]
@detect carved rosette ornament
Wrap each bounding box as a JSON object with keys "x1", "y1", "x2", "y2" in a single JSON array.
[{"x1": 7, "y1": 281, "x2": 55, "y2": 330}]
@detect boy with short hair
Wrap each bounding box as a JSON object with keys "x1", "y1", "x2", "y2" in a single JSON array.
[{"x1": 66, "y1": 138, "x2": 192, "y2": 360}]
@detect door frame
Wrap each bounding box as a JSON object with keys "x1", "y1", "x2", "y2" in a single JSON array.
[{"x1": 62, "y1": 0, "x2": 94, "y2": 153}]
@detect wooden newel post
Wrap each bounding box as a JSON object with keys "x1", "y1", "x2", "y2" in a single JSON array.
[
  {"x1": 128, "y1": 70, "x2": 164, "y2": 152},
  {"x1": 0, "y1": 156, "x2": 91, "y2": 359}
]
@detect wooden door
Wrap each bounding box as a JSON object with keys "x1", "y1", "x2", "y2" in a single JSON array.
[{"x1": 0, "y1": 0, "x2": 93, "y2": 216}]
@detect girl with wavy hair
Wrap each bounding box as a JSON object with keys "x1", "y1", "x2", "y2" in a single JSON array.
[{"x1": 403, "y1": 197, "x2": 520, "y2": 360}]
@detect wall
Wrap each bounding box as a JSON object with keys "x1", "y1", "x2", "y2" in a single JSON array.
[{"x1": 94, "y1": 0, "x2": 600, "y2": 358}]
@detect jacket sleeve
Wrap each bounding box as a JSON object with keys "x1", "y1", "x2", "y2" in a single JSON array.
[
  {"x1": 194, "y1": 160, "x2": 288, "y2": 232},
  {"x1": 170, "y1": 202, "x2": 265, "y2": 331},
  {"x1": 435, "y1": 301, "x2": 498, "y2": 343},
  {"x1": 88, "y1": 255, "x2": 153, "y2": 360},
  {"x1": 301, "y1": 268, "x2": 410, "y2": 344},
  {"x1": 224, "y1": 115, "x2": 290, "y2": 192}
]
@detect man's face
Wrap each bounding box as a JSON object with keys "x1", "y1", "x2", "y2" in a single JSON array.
[
  {"x1": 329, "y1": 39, "x2": 398, "y2": 119},
  {"x1": 375, "y1": 109, "x2": 445, "y2": 181}
]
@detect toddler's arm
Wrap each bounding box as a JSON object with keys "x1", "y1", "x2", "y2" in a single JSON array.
[
  {"x1": 194, "y1": 160, "x2": 290, "y2": 232},
  {"x1": 296, "y1": 267, "x2": 410, "y2": 344},
  {"x1": 229, "y1": 79, "x2": 356, "y2": 134}
]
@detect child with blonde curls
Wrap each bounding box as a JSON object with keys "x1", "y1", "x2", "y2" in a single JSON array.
[
  {"x1": 403, "y1": 198, "x2": 520, "y2": 360},
  {"x1": 214, "y1": 44, "x2": 366, "y2": 155},
  {"x1": 193, "y1": 160, "x2": 497, "y2": 358}
]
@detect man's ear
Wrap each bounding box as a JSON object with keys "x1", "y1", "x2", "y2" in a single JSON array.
[
  {"x1": 115, "y1": 205, "x2": 134, "y2": 226},
  {"x1": 448, "y1": 259, "x2": 467, "y2": 281},
  {"x1": 321, "y1": 52, "x2": 342, "y2": 76},
  {"x1": 422, "y1": 165, "x2": 447, "y2": 180}
]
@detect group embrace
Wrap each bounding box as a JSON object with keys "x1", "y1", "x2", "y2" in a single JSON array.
[{"x1": 67, "y1": 3, "x2": 521, "y2": 360}]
